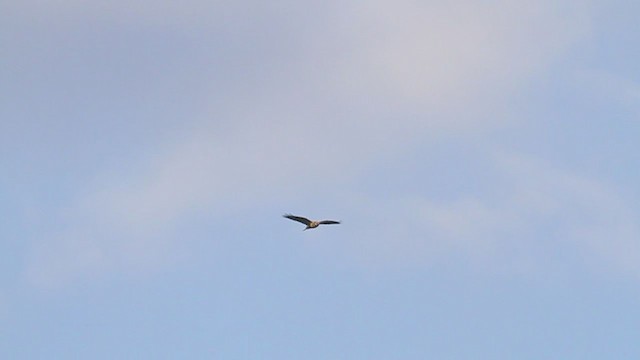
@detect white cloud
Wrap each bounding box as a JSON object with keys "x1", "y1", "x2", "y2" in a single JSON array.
[
  {"x1": 116, "y1": 0, "x2": 591, "y2": 217},
  {"x1": 343, "y1": 153, "x2": 640, "y2": 278},
  {"x1": 22, "y1": 1, "x2": 596, "y2": 286},
  {"x1": 315, "y1": 1, "x2": 591, "y2": 109}
]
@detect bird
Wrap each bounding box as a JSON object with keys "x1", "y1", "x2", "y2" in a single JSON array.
[{"x1": 283, "y1": 214, "x2": 341, "y2": 230}]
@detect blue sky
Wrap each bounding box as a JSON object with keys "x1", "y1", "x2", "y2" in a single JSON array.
[{"x1": 2, "y1": 0, "x2": 640, "y2": 358}]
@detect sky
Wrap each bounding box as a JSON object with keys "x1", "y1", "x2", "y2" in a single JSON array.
[{"x1": 1, "y1": 0, "x2": 640, "y2": 358}]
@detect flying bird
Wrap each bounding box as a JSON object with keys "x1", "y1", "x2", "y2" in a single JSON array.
[{"x1": 283, "y1": 214, "x2": 341, "y2": 230}]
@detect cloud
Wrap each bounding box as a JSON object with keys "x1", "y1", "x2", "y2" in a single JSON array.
[
  {"x1": 98, "y1": 0, "x2": 592, "y2": 218},
  {"x1": 21, "y1": 1, "x2": 595, "y2": 286},
  {"x1": 576, "y1": 69, "x2": 640, "y2": 106},
  {"x1": 343, "y1": 153, "x2": 640, "y2": 278},
  {"x1": 317, "y1": 1, "x2": 591, "y2": 109}
]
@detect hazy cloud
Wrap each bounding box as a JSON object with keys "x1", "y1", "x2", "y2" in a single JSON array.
[
  {"x1": 318, "y1": 1, "x2": 591, "y2": 108},
  {"x1": 20, "y1": 0, "x2": 598, "y2": 286},
  {"x1": 86, "y1": 0, "x2": 592, "y2": 224},
  {"x1": 577, "y1": 69, "x2": 640, "y2": 106},
  {"x1": 345, "y1": 153, "x2": 640, "y2": 278}
]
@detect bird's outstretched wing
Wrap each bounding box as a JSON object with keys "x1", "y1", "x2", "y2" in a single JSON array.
[
  {"x1": 319, "y1": 220, "x2": 340, "y2": 225},
  {"x1": 283, "y1": 214, "x2": 311, "y2": 226}
]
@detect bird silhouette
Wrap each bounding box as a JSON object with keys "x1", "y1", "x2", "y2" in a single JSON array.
[{"x1": 283, "y1": 214, "x2": 340, "y2": 230}]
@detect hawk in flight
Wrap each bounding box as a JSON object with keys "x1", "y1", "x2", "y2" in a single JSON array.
[{"x1": 283, "y1": 214, "x2": 341, "y2": 230}]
